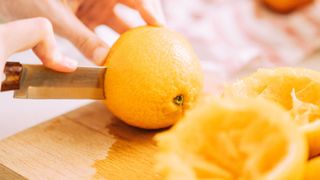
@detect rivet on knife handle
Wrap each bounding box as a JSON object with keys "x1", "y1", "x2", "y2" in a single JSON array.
[{"x1": 0, "y1": 62, "x2": 22, "y2": 92}]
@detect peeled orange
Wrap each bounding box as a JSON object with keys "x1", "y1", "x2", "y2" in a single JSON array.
[
  {"x1": 155, "y1": 97, "x2": 307, "y2": 179},
  {"x1": 224, "y1": 68, "x2": 320, "y2": 157},
  {"x1": 104, "y1": 26, "x2": 203, "y2": 129}
]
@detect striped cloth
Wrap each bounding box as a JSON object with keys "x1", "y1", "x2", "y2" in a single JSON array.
[{"x1": 162, "y1": 0, "x2": 320, "y2": 92}]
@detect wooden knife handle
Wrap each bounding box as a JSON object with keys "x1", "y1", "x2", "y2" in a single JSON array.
[{"x1": 1, "y1": 62, "x2": 23, "y2": 92}]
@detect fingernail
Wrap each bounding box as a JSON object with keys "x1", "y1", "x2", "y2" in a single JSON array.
[
  {"x1": 62, "y1": 57, "x2": 78, "y2": 69},
  {"x1": 53, "y1": 51, "x2": 77, "y2": 70},
  {"x1": 93, "y1": 46, "x2": 109, "y2": 65}
]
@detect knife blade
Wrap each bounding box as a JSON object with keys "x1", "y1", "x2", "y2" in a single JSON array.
[{"x1": 0, "y1": 62, "x2": 107, "y2": 99}]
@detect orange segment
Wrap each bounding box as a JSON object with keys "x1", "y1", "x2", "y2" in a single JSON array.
[
  {"x1": 155, "y1": 97, "x2": 307, "y2": 179},
  {"x1": 224, "y1": 68, "x2": 320, "y2": 157}
]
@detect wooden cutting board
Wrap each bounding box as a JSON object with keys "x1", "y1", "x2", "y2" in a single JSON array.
[
  {"x1": 0, "y1": 101, "x2": 163, "y2": 180},
  {"x1": 0, "y1": 65, "x2": 219, "y2": 180}
]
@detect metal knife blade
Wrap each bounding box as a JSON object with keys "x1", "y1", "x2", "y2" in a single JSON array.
[{"x1": 1, "y1": 62, "x2": 106, "y2": 99}]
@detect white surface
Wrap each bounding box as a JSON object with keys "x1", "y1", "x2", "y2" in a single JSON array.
[{"x1": 0, "y1": 27, "x2": 118, "y2": 139}]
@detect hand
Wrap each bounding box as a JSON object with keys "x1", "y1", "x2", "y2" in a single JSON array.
[
  {"x1": 0, "y1": 0, "x2": 165, "y2": 65},
  {"x1": 0, "y1": 18, "x2": 78, "y2": 81},
  {"x1": 74, "y1": 0, "x2": 166, "y2": 32}
]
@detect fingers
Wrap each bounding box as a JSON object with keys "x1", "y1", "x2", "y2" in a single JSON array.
[
  {"x1": 75, "y1": 0, "x2": 130, "y2": 34},
  {"x1": 73, "y1": 0, "x2": 165, "y2": 34},
  {"x1": 137, "y1": 0, "x2": 166, "y2": 26},
  {"x1": 50, "y1": 1, "x2": 110, "y2": 65},
  {"x1": 62, "y1": 25, "x2": 109, "y2": 65},
  {"x1": 104, "y1": 13, "x2": 131, "y2": 34},
  {"x1": 75, "y1": 0, "x2": 112, "y2": 30},
  {"x1": 0, "y1": 0, "x2": 109, "y2": 65},
  {"x1": 0, "y1": 18, "x2": 78, "y2": 73},
  {"x1": 121, "y1": 0, "x2": 166, "y2": 26}
]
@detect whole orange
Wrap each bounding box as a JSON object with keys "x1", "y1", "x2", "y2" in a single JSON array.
[{"x1": 104, "y1": 26, "x2": 203, "y2": 129}]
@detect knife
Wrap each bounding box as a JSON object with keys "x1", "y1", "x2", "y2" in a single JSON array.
[{"x1": 0, "y1": 62, "x2": 107, "y2": 99}]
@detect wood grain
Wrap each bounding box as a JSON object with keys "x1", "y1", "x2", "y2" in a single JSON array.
[
  {"x1": 0, "y1": 102, "x2": 162, "y2": 179},
  {"x1": 94, "y1": 118, "x2": 162, "y2": 180},
  {"x1": 0, "y1": 163, "x2": 26, "y2": 180}
]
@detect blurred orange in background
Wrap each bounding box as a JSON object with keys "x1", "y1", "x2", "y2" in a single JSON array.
[
  {"x1": 161, "y1": 0, "x2": 320, "y2": 93},
  {"x1": 262, "y1": 0, "x2": 314, "y2": 13}
]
